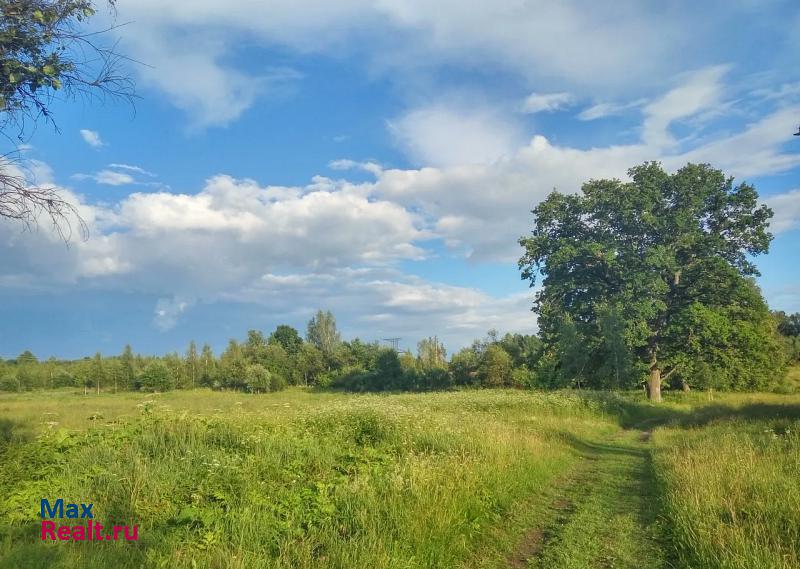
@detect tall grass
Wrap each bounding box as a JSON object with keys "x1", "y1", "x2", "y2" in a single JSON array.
[
  {"x1": 3, "y1": 388, "x2": 800, "y2": 568},
  {"x1": 652, "y1": 415, "x2": 800, "y2": 569},
  {"x1": 0, "y1": 390, "x2": 614, "y2": 568}
]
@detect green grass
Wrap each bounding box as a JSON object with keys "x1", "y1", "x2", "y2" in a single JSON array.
[{"x1": 1, "y1": 388, "x2": 799, "y2": 568}]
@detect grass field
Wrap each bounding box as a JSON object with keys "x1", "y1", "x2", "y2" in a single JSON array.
[{"x1": 1, "y1": 388, "x2": 799, "y2": 568}]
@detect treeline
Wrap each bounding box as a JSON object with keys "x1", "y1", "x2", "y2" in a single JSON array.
[
  {"x1": 2, "y1": 308, "x2": 797, "y2": 395},
  {"x1": 0, "y1": 310, "x2": 540, "y2": 393}
]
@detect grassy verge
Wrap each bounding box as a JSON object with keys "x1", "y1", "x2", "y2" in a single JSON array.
[{"x1": 652, "y1": 411, "x2": 800, "y2": 569}]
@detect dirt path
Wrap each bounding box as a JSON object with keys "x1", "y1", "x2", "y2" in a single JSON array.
[{"x1": 507, "y1": 430, "x2": 668, "y2": 569}]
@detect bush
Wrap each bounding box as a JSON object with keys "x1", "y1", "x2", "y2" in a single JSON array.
[
  {"x1": 138, "y1": 361, "x2": 175, "y2": 392},
  {"x1": 0, "y1": 373, "x2": 20, "y2": 392},
  {"x1": 52, "y1": 371, "x2": 76, "y2": 388},
  {"x1": 245, "y1": 364, "x2": 272, "y2": 393},
  {"x1": 269, "y1": 372, "x2": 288, "y2": 392}
]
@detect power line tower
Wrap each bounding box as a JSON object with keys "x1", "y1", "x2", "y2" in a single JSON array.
[{"x1": 382, "y1": 337, "x2": 401, "y2": 352}]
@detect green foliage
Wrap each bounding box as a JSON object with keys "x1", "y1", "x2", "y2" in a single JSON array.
[
  {"x1": 520, "y1": 162, "x2": 776, "y2": 397},
  {"x1": 0, "y1": 0, "x2": 131, "y2": 135},
  {"x1": 218, "y1": 339, "x2": 247, "y2": 390},
  {"x1": 417, "y1": 336, "x2": 447, "y2": 369},
  {"x1": 138, "y1": 360, "x2": 174, "y2": 392},
  {"x1": 0, "y1": 373, "x2": 19, "y2": 391},
  {"x1": 479, "y1": 344, "x2": 513, "y2": 387},
  {"x1": 245, "y1": 363, "x2": 272, "y2": 393},
  {"x1": 306, "y1": 309, "x2": 341, "y2": 355},
  {"x1": 449, "y1": 347, "x2": 479, "y2": 385},
  {"x1": 269, "y1": 324, "x2": 303, "y2": 355}
]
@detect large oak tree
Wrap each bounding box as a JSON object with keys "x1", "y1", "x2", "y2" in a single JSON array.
[{"x1": 519, "y1": 162, "x2": 780, "y2": 401}]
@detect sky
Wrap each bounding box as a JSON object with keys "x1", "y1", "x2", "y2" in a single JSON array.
[{"x1": 1, "y1": 0, "x2": 800, "y2": 359}]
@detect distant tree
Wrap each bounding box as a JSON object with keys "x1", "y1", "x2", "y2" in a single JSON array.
[
  {"x1": 16, "y1": 350, "x2": 37, "y2": 365},
  {"x1": 398, "y1": 350, "x2": 418, "y2": 373},
  {"x1": 163, "y1": 352, "x2": 185, "y2": 388},
  {"x1": 417, "y1": 336, "x2": 447, "y2": 370},
  {"x1": 243, "y1": 330, "x2": 268, "y2": 364},
  {"x1": 306, "y1": 310, "x2": 341, "y2": 356},
  {"x1": 479, "y1": 344, "x2": 512, "y2": 387},
  {"x1": 105, "y1": 359, "x2": 122, "y2": 393},
  {"x1": 342, "y1": 338, "x2": 382, "y2": 370},
  {"x1": 498, "y1": 333, "x2": 541, "y2": 369},
  {"x1": 245, "y1": 363, "x2": 272, "y2": 393},
  {"x1": 219, "y1": 339, "x2": 247, "y2": 390},
  {"x1": 138, "y1": 361, "x2": 173, "y2": 392},
  {"x1": 51, "y1": 369, "x2": 75, "y2": 388},
  {"x1": 199, "y1": 343, "x2": 216, "y2": 386},
  {"x1": 185, "y1": 340, "x2": 199, "y2": 389},
  {"x1": 293, "y1": 343, "x2": 324, "y2": 386},
  {"x1": 269, "y1": 325, "x2": 303, "y2": 356},
  {"x1": 775, "y1": 312, "x2": 800, "y2": 363},
  {"x1": 521, "y1": 162, "x2": 774, "y2": 401},
  {"x1": 775, "y1": 312, "x2": 800, "y2": 337},
  {"x1": 375, "y1": 349, "x2": 404, "y2": 389},
  {"x1": 88, "y1": 352, "x2": 105, "y2": 394},
  {"x1": 449, "y1": 348, "x2": 479, "y2": 386},
  {"x1": 0, "y1": 372, "x2": 19, "y2": 391},
  {"x1": 262, "y1": 343, "x2": 290, "y2": 385},
  {"x1": 120, "y1": 344, "x2": 135, "y2": 390}
]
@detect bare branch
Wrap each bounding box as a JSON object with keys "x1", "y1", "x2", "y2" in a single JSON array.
[{"x1": 0, "y1": 154, "x2": 88, "y2": 242}]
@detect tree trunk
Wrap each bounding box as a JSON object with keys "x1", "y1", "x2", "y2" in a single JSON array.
[{"x1": 647, "y1": 367, "x2": 662, "y2": 402}]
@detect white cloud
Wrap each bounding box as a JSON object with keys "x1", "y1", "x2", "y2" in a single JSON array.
[
  {"x1": 3, "y1": 69, "x2": 799, "y2": 338},
  {"x1": 230, "y1": 267, "x2": 538, "y2": 350},
  {"x1": 329, "y1": 159, "x2": 383, "y2": 175},
  {"x1": 521, "y1": 92, "x2": 573, "y2": 114},
  {"x1": 154, "y1": 296, "x2": 193, "y2": 331},
  {"x1": 388, "y1": 104, "x2": 522, "y2": 167},
  {"x1": 79, "y1": 129, "x2": 104, "y2": 148},
  {"x1": 641, "y1": 65, "x2": 729, "y2": 148},
  {"x1": 105, "y1": 0, "x2": 756, "y2": 127},
  {"x1": 766, "y1": 189, "x2": 800, "y2": 234},
  {"x1": 377, "y1": 69, "x2": 800, "y2": 261},
  {"x1": 577, "y1": 98, "x2": 648, "y2": 121},
  {"x1": 95, "y1": 170, "x2": 136, "y2": 186},
  {"x1": 108, "y1": 164, "x2": 157, "y2": 177},
  {"x1": 72, "y1": 164, "x2": 163, "y2": 187}
]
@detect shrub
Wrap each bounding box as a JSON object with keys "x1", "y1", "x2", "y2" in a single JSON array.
[{"x1": 138, "y1": 361, "x2": 175, "y2": 392}]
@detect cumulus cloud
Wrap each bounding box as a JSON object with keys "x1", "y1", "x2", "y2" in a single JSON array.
[
  {"x1": 377, "y1": 69, "x2": 800, "y2": 261},
  {"x1": 231, "y1": 267, "x2": 538, "y2": 350},
  {"x1": 521, "y1": 92, "x2": 573, "y2": 114},
  {"x1": 79, "y1": 129, "x2": 104, "y2": 148},
  {"x1": 3, "y1": 69, "x2": 799, "y2": 337}
]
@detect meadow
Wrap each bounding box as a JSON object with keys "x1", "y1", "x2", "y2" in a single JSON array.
[{"x1": 0, "y1": 387, "x2": 798, "y2": 569}]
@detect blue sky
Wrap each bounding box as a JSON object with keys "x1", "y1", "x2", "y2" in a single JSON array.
[{"x1": 2, "y1": 0, "x2": 800, "y2": 359}]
